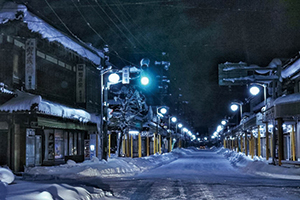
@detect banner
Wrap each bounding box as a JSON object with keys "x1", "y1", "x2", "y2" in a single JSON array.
[
  {"x1": 76, "y1": 64, "x2": 86, "y2": 103},
  {"x1": 25, "y1": 39, "x2": 36, "y2": 90}
]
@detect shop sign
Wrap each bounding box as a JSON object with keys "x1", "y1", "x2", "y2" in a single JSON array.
[
  {"x1": 25, "y1": 39, "x2": 36, "y2": 90},
  {"x1": 76, "y1": 64, "x2": 86, "y2": 103}
]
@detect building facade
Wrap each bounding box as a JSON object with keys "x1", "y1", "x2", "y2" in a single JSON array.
[{"x1": 0, "y1": 5, "x2": 103, "y2": 172}]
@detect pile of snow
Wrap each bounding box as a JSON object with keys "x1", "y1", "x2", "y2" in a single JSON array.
[
  {"x1": 24, "y1": 148, "x2": 198, "y2": 180},
  {"x1": 0, "y1": 167, "x2": 15, "y2": 184},
  {"x1": 217, "y1": 148, "x2": 300, "y2": 179}
]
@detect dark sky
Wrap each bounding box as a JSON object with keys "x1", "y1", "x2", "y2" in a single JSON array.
[{"x1": 9, "y1": 0, "x2": 300, "y2": 135}]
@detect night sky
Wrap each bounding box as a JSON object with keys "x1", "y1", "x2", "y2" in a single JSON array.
[{"x1": 9, "y1": 0, "x2": 300, "y2": 135}]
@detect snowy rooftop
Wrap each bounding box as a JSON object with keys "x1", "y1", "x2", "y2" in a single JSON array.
[
  {"x1": 273, "y1": 93, "x2": 300, "y2": 105},
  {"x1": 0, "y1": 2, "x2": 103, "y2": 65},
  {"x1": 0, "y1": 90, "x2": 99, "y2": 123}
]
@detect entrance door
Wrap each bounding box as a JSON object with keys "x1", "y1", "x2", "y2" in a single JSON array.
[
  {"x1": 0, "y1": 131, "x2": 8, "y2": 165},
  {"x1": 35, "y1": 135, "x2": 42, "y2": 166},
  {"x1": 26, "y1": 129, "x2": 36, "y2": 167}
]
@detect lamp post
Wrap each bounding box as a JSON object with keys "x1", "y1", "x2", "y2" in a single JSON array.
[
  {"x1": 230, "y1": 102, "x2": 243, "y2": 123},
  {"x1": 156, "y1": 106, "x2": 168, "y2": 153},
  {"x1": 168, "y1": 116, "x2": 177, "y2": 152},
  {"x1": 249, "y1": 83, "x2": 267, "y2": 107},
  {"x1": 100, "y1": 58, "x2": 150, "y2": 161}
]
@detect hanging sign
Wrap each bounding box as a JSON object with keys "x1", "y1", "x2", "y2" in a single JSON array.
[
  {"x1": 76, "y1": 64, "x2": 86, "y2": 103},
  {"x1": 25, "y1": 39, "x2": 36, "y2": 90}
]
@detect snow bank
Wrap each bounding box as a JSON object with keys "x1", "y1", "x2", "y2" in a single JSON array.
[
  {"x1": 0, "y1": 167, "x2": 15, "y2": 184},
  {"x1": 8, "y1": 183, "x2": 107, "y2": 200},
  {"x1": 24, "y1": 148, "x2": 198, "y2": 180},
  {"x1": 218, "y1": 148, "x2": 300, "y2": 179}
]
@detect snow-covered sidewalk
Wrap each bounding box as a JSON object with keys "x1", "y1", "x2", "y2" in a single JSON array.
[{"x1": 217, "y1": 147, "x2": 300, "y2": 180}]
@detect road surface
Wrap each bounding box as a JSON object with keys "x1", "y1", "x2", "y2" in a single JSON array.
[{"x1": 6, "y1": 149, "x2": 300, "y2": 199}]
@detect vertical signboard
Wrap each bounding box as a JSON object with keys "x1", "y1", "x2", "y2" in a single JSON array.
[
  {"x1": 76, "y1": 64, "x2": 86, "y2": 103},
  {"x1": 25, "y1": 39, "x2": 36, "y2": 90},
  {"x1": 84, "y1": 139, "x2": 90, "y2": 160},
  {"x1": 122, "y1": 66, "x2": 130, "y2": 84}
]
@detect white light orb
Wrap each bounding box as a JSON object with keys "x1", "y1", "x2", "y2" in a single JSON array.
[
  {"x1": 178, "y1": 123, "x2": 183, "y2": 128},
  {"x1": 230, "y1": 104, "x2": 239, "y2": 112},
  {"x1": 221, "y1": 120, "x2": 227, "y2": 125},
  {"x1": 108, "y1": 73, "x2": 120, "y2": 83},
  {"x1": 171, "y1": 116, "x2": 177, "y2": 123},
  {"x1": 250, "y1": 86, "x2": 260, "y2": 96},
  {"x1": 141, "y1": 76, "x2": 149, "y2": 85},
  {"x1": 159, "y1": 107, "x2": 167, "y2": 114}
]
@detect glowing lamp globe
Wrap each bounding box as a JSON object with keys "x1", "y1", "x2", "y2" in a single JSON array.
[
  {"x1": 171, "y1": 116, "x2": 177, "y2": 123},
  {"x1": 230, "y1": 104, "x2": 239, "y2": 112},
  {"x1": 108, "y1": 73, "x2": 120, "y2": 83},
  {"x1": 141, "y1": 76, "x2": 149, "y2": 85},
  {"x1": 250, "y1": 86, "x2": 260, "y2": 96}
]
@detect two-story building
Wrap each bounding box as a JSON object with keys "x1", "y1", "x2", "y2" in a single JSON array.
[{"x1": 0, "y1": 3, "x2": 103, "y2": 172}]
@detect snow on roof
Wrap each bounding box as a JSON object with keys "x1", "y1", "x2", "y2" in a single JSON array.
[
  {"x1": 0, "y1": 2, "x2": 103, "y2": 65},
  {"x1": 0, "y1": 82, "x2": 14, "y2": 94},
  {"x1": 0, "y1": 90, "x2": 99, "y2": 123},
  {"x1": 281, "y1": 58, "x2": 300, "y2": 79},
  {"x1": 273, "y1": 93, "x2": 300, "y2": 105}
]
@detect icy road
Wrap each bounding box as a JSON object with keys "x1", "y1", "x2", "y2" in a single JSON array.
[{"x1": 5, "y1": 149, "x2": 300, "y2": 199}]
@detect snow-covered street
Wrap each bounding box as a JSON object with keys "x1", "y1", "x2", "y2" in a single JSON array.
[{"x1": 3, "y1": 148, "x2": 300, "y2": 199}]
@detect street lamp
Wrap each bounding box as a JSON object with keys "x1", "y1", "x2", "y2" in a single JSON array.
[
  {"x1": 249, "y1": 83, "x2": 267, "y2": 108},
  {"x1": 230, "y1": 102, "x2": 243, "y2": 121}
]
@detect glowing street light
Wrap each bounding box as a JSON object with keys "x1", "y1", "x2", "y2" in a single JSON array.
[
  {"x1": 141, "y1": 76, "x2": 149, "y2": 85},
  {"x1": 230, "y1": 102, "x2": 243, "y2": 120},
  {"x1": 108, "y1": 73, "x2": 120, "y2": 83},
  {"x1": 249, "y1": 86, "x2": 260, "y2": 96},
  {"x1": 221, "y1": 120, "x2": 227, "y2": 126}
]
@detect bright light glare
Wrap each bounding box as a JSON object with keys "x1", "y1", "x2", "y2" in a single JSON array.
[
  {"x1": 90, "y1": 145, "x2": 95, "y2": 151},
  {"x1": 141, "y1": 76, "x2": 149, "y2": 85},
  {"x1": 250, "y1": 86, "x2": 260, "y2": 96},
  {"x1": 217, "y1": 125, "x2": 223, "y2": 132},
  {"x1": 183, "y1": 128, "x2": 188, "y2": 132},
  {"x1": 178, "y1": 123, "x2": 183, "y2": 128},
  {"x1": 171, "y1": 117, "x2": 177, "y2": 123},
  {"x1": 159, "y1": 107, "x2": 167, "y2": 114},
  {"x1": 129, "y1": 130, "x2": 139, "y2": 135},
  {"x1": 230, "y1": 104, "x2": 239, "y2": 112},
  {"x1": 108, "y1": 73, "x2": 120, "y2": 83},
  {"x1": 221, "y1": 120, "x2": 227, "y2": 125}
]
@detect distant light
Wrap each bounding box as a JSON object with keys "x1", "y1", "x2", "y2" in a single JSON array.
[
  {"x1": 183, "y1": 128, "x2": 188, "y2": 132},
  {"x1": 213, "y1": 132, "x2": 218, "y2": 137},
  {"x1": 159, "y1": 107, "x2": 167, "y2": 115},
  {"x1": 217, "y1": 125, "x2": 223, "y2": 132},
  {"x1": 171, "y1": 117, "x2": 177, "y2": 123},
  {"x1": 204, "y1": 137, "x2": 207, "y2": 141},
  {"x1": 90, "y1": 145, "x2": 95, "y2": 151},
  {"x1": 129, "y1": 130, "x2": 139, "y2": 135},
  {"x1": 221, "y1": 120, "x2": 227, "y2": 125},
  {"x1": 178, "y1": 123, "x2": 183, "y2": 128},
  {"x1": 141, "y1": 76, "x2": 149, "y2": 85},
  {"x1": 108, "y1": 73, "x2": 120, "y2": 83},
  {"x1": 250, "y1": 86, "x2": 260, "y2": 96},
  {"x1": 230, "y1": 104, "x2": 239, "y2": 112}
]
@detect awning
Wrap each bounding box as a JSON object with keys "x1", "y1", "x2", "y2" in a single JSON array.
[
  {"x1": 0, "y1": 90, "x2": 99, "y2": 124},
  {"x1": 268, "y1": 93, "x2": 300, "y2": 119}
]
